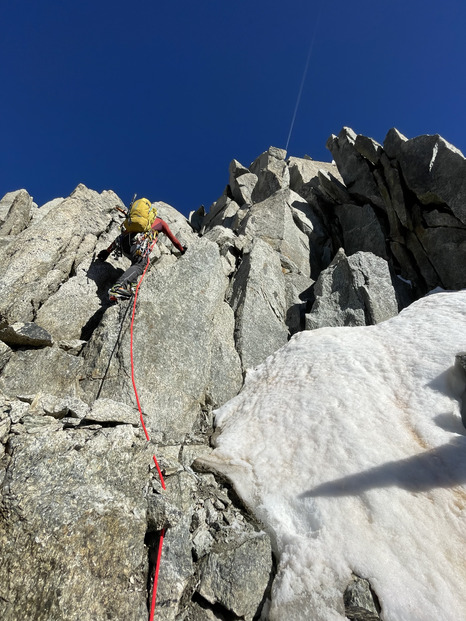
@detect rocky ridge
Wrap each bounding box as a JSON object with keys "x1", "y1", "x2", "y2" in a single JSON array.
[{"x1": 0, "y1": 127, "x2": 464, "y2": 620}]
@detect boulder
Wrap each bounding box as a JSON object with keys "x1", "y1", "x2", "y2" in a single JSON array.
[
  {"x1": 230, "y1": 172, "x2": 258, "y2": 206},
  {"x1": 354, "y1": 134, "x2": 383, "y2": 165},
  {"x1": 203, "y1": 195, "x2": 242, "y2": 231},
  {"x1": 327, "y1": 128, "x2": 385, "y2": 209},
  {"x1": 0, "y1": 189, "x2": 32, "y2": 236},
  {"x1": 229, "y1": 158, "x2": 250, "y2": 181},
  {"x1": 287, "y1": 190, "x2": 329, "y2": 277},
  {"x1": 203, "y1": 226, "x2": 243, "y2": 277},
  {"x1": 238, "y1": 189, "x2": 312, "y2": 277},
  {"x1": 0, "y1": 417, "x2": 151, "y2": 621},
  {"x1": 189, "y1": 204, "x2": 206, "y2": 233},
  {"x1": 0, "y1": 185, "x2": 123, "y2": 324},
  {"x1": 384, "y1": 133, "x2": 466, "y2": 225},
  {"x1": 0, "y1": 346, "x2": 84, "y2": 398},
  {"x1": 306, "y1": 249, "x2": 398, "y2": 330},
  {"x1": 85, "y1": 397, "x2": 140, "y2": 425},
  {"x1": 25, "y1": 392, "x2": 90, "y2": 420},
  {"x1": 250, "y1": 147, "x2": 290, "y2": 203},
  {"x1": 345, "y1": 251, "x2": 399, "y2": 326},
  {"x1": 30, "y1": 197, "x2": 65, "y2": 224},
  {"x1": 228, "y1": 159, "x2": 258, "y2": 206},
  {"x1": 288, "y1": 156, "x2": 344, "y2": 197},
  {"x1": 197, "y1": 531, "x2": 272, "y2": 620},
  {"x1": 333, "y1": 203, "x2": 387, "y2": 259},
  {"x1": 344, "y1": 575, "x2": 381, "y2": 620},
  {"x1": 284, "y1": 271, "x2": 314, "y2": 334},
  {"x1": 0, "y1": 322, "x2": 53, "y2": 348},
  {"x1": 228, "y1": 238, "x2": 288, "y2": 370},
  {"x1": 317, "y1": 169, "x2": 354, "y2": 206}
]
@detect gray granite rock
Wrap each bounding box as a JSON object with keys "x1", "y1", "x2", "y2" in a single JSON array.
[
  {"x1": 0, "y1": 184, "x2": 123, "y2": 325},
  {"x1": 197, "y1": 531, "x2": 272, "y2": 620},
  {"x1": 80, "y1": 239, "x2": 241, "y2": 442},
  {"x1": 334, "y1": 203, "x2": 387, "y2": 259},
  {"x1": 228, "y1": 158, "x2": 258, "y2": 206},
  {"x1": 306, "y1": 249, "x2": 398, "y2": 330},
  {"x1": 344, "y1": 575, "x2": 381, "y2": 620},
  {"x1": 385, "y1": 133, "x2": 466, "y2": 225},
  {"x1": 284, "y1": 271, "x2": 314, "y2": 334},
  {"x1": 354, "y1": 134, "x2": 383, "y2": 165},
  {"x1": 288, "y1": 156, "x2": 344, "y2": 198},
  {"x1": 455, "y1": 353, "x2": 466, "y2": 429},
  {"x1": 238, "y1": 188, "x2": 312, "y2": 277},
  {"x1": 231, "y1": 172, "x2": 258, "y2": 207},
  {"x1": 0, "y1": 346, "x2": 84, "y2": 398},
  {"x1": 250, "y1": 147, "x2": 290, "y2": 203},
  {"x1": 31, "y1": 197, "x2": 65, "y2": 224},
  {"x1": 203, "y1": 195, "x2": 242, "y2": 231},
  {"x1": 228, "y1": 238, "x2": 288, "y2": 370},
  {"x1": 0, "y1": 189, "x2": 32, "y2": 236},
  {"x1": 0, "y1": 421, "x2": 151, "y2": 621},
  {"x1": 189, "y1": 204, "x2": 206, "y2": 232},
  {"x1": 318, "y1": 169, "x2": 353, "y2": 205},
  {"x1": 327, "y1": 128, "x2": 385, "y2": 209},
  {"x1": 0, "y1": 321, "x2": 53, "y2": 347},
  {"x1": 383, "y1": 127, "x2": 408, "y2": 159},
  {"x1": 2, "y1": 132, "x2": 466, "y2": 621}
]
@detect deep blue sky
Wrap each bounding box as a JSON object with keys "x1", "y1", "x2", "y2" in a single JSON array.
[{"x1": 2, "y1": 0, "x2": 465, "y2": 216}]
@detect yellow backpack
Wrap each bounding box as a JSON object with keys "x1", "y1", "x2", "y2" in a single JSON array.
[{"x1": 122, "y1": 198, "x2": 157, "y2": 234}]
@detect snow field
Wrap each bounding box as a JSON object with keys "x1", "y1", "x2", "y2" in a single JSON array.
[{"x1": 210, "y1": 290, "x2": 466, "y2": 621}]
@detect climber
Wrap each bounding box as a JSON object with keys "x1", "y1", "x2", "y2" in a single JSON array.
[{"x1": 97, "y1": 198, "x2": 187, "y2": 301}]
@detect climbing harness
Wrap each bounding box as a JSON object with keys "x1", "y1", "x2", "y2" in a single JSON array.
[
  {"x1": 134, "y1": 230, "x2": 158, "y2": 257},
  {"x1": 110, "y1": 227, "x2": 158, "y2": 263}
]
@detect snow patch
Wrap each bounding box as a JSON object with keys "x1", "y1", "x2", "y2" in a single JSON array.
[
  {"x1": 429, "y1": 141, "x2": 439, "y2": 172},
  {"x1": 211, "y1": 290, "x2": 466, "y2": 621}
]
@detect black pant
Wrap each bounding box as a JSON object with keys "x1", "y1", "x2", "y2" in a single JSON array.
[{"x1": 115, "y1": 233, "x2": 146, "y2": 286}]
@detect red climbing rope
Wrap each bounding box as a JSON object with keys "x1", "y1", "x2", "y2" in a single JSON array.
[
  {"x1": 149, "y1": 528, "x2": 165, "y2": 621},
  {"x1": 129, "y1": 242, "x2": 166, "y2": 489},
  {"x1": 128, "y1": 241, "x2": 166, "y2": 621}
]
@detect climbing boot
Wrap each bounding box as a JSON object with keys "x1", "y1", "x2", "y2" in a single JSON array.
[{"x1": 108, "y1": 283, "x2": 132, "y2": 302}]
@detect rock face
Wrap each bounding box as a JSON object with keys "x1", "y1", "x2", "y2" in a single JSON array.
[
  {"x1": 326, "y1": 127, "x2": 466, "y2": 295},
  {"x1": 0, "y1": 126, "x2": 465, "y2": 620},
  {"x1": 306, "y1": 249, "x2": 398, "y2": 330}
]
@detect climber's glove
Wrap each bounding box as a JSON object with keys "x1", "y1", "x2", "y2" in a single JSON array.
[{"x1": 97, "y1": 249, "x2": 110, "y2": 261}]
